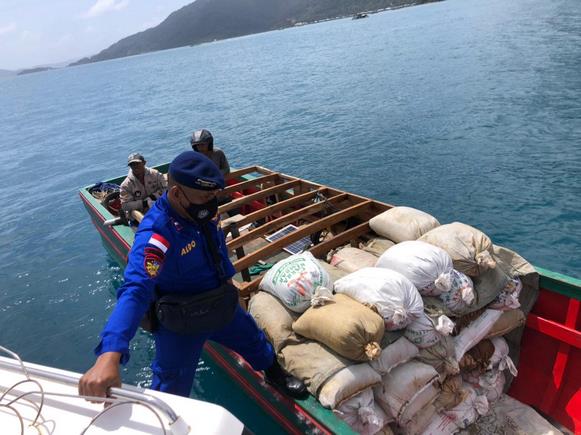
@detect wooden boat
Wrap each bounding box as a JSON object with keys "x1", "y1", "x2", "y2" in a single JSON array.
[
  {"x1": 0, "y1": 346, "x2": 245, "y2": 434},
  {"x1": 80, "y1": 164, "x2": 581, "y2": 434}
]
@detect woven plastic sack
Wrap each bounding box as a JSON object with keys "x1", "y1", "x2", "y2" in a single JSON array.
[
  {"x1": 434, "y1": 374, "x2": 467, "y2": 411},
  {"x1": 334, "y1": 388, "x2": 392, "y2": 435},
  {"x1": 423, "y1": 386, "x2": 489, "y2": 433},
  {"x1": 419, "y1": 222, "x2": 497, "y2": 277},
  {"x1": 318, "y1": 363, "x2": 382, "y2": 408},
  {"x1": 370, "y1": 337, "x2": 419, "y2": 375},
  {"x1": 317, "y1": 259, "x2": 349, "y2": 282},
  {"x1": 373, "y1": 361, "x2": 440, "y2": 425},
  {"x1": 438, "y1": 269, "x2": 475, "y2": 315},
  {"x1": 369, "y1": 206, "x2": 440, "y2": 243},
  {"x1": 334, "y1": 267, "x2": 424, "y2": 330},
  {"x1": 417, "y1": 335, "x2": 460, "y2": 379},
  {"x1": 359, "y1": 237, "x2": 395, "y2": 257},
  {"x1": 404, "y1": 311, "x2": 454, "y2": 349},
  {"x1": 247, "y1": 291, "x2": 300, "y2": 353},
  {"x1": 279, "y1": 340, "x2": 349, "y2": 397},
  {"x1": 488, "y1": 337, "x2": 518, "y2": 376},
  {"x1": 485, "y1": 309, "x2": 525, "y2": 339},
  {"x1": 463, "y1": 369, "x2": 506, "y2": 404},
  {"x1": 454, "y1": 309, "x2": 503, "y2": 361},
  {"x1": 292, "y1": 293, "x2": 384, "y2": 362},
  {"x1": 330, "y1": 246, "x2": 378, "y2": 273},
  {"x1": 459, "y1": 339, "x2": 495, "y2": 373},
  {"x1": 375, "y1": 241, "x2": 454, "y2": 296},
  {"x1": 489, "y1": 276, "x2": 522, "y2": 310},
  {"x1": 260, "y1": 252, "x2": 332, "y2": 313}
]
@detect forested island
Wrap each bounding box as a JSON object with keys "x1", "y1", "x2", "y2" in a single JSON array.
[{"x1": 71, "y1": 0, "x2": 439, "y2": 66}]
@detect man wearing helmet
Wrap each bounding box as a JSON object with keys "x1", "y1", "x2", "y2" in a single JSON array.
[{"x1": 190, "y1": 129, "x2": 230, "y2": 175}]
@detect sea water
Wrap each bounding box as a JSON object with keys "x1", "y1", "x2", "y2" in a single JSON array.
[{"x1": 0, "y1": 0, "x2": 579, "y2": 432}]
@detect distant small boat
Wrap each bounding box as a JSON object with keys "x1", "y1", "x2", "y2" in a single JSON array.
[{"x1": 352, "y1": 12, "x2": 369, "y2": 20}]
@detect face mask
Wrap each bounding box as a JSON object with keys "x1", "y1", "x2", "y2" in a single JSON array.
[{"x1": 182, "y1": 195, "x2": 218, "y2": 224}]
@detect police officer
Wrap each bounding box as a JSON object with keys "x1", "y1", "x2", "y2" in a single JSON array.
[
  {"x1": 120, "y1": 152, "x2": 167, "y2": 214},
  {"x1": 79, "y1": 151, "x2": 306, "y2": 400},
  {"x1": 190, "y1": 129, "x2": 230, "y2": 175}
]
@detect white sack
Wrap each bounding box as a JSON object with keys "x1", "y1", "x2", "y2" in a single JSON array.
[
  {"x1": 370, "y1": 337, "x2": 419, "y2": 375},
  {"x1": 335, "y1": 388, "x2": 392, "y2": 435},
  {"x1": 375, "y1": 240, "x2": 454, "y2": 295},
  {"x1": 318, "y1": 363, "x2": 382, "y2": 409},
  {"x1": 334, "y1": 267, "x2": 424, "y2": 330},
  {"x1": 454, "y1": 309, "x2": 503, "y2": 361},
  {"x1": 260, "y1": 252, "x2": 332, "y2": 313},
  {"x1": 464, "y1": 369, "x2": 506, "y2": 404},
  {"x1": 369, "y1": 206, "x2": 440, "y2": 243},
  {"x1": 488, "y1": 337, "x2": 518, "y2": 376}
]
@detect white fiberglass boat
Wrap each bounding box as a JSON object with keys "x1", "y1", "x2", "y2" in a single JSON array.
[{"x1": 0, "y1": 346, "x2": 246, "y2": 435}]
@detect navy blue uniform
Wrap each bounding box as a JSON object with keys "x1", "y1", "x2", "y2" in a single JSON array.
[{"x1": 95, "y1": 193, "x2": 274, "y2": 396}]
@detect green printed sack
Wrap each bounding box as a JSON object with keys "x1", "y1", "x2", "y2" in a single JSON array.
[{"x1": 259, "y1": 252, "x2": 332, "y2": 313}]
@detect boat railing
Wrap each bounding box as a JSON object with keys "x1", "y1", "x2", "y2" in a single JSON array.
[{"x1": 0, "y1": 346, "x2": 190, "y2": 434}]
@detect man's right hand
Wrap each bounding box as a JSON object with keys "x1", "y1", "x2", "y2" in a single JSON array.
[{"x1": 78, "y1": 352, "x2": 122, "y2": 403}]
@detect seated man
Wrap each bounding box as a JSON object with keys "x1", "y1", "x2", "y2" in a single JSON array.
[
  {"x1": 120, "y1": 153, "x2": 167, "y2": 216},
  {"x1": 191, "y1": 129, "x2": 230, "y2": 175}
]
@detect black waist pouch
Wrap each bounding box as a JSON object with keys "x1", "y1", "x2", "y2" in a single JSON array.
[{"x1": 155, "y1": 282, "x2": 239, "y2": 335}]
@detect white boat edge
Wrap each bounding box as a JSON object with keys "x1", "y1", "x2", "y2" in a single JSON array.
[{"x1": 0, "y1": 354, "x2": 246, "y2": 435}]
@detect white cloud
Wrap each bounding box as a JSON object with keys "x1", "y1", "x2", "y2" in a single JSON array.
[
  {"x1": 0, "y1": 23, "x2": 17, "y2": 36},
  {"x1": 84, "y1": 0, "x2": 130, "y2": 18}
]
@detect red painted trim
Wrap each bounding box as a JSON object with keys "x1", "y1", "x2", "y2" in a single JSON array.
[
  {"x1": 205, "y1": 344, "x2": 302, "y2": 434},
  {"x1": 92, "y1": 217, "x2": 128, "y2": 263},
  {"x1": 80, "y1": 192, "x2": 131, "y2": 250},
  {"x1": 526, "y1": 314, "x2": 581, "y2": 349}
]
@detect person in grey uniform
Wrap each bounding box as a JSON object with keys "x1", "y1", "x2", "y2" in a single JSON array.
[
  {"x1": 190, "y1": 129, "x2": 230, "y2": 175},
  {"x1": 120, "y1": 153, "x2": 167, "y2": 215}
]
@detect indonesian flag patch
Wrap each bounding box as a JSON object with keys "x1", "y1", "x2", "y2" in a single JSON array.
[{"x1": 144, "y1": 233, "x2": 170, "y2": 278}]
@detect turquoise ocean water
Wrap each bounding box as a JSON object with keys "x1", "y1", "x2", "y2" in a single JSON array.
[{"x1": 0, "y1": 0, "x2": 580, "y2": 432}]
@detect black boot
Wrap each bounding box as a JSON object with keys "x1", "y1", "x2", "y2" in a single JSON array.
[{"x1": 264, "y1": 359, "x2": 308, "y2": 399}]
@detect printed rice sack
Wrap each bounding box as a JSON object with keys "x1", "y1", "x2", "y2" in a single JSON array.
[
  {"x1": 419, "y1": 222, "x2": 497, "y2": 277},
  {"x1": 329, "y1": 246, "x2": 378, "y2": 273},
  {"x1": 370, "y1": 337, "x2": 419, "y2": 375},
  {"x1": 334, "y1": 267, "x2": 424, "y2": 330},
  {"x1": 318, "y1": 363, "x2": 382, "y2": 409},
  {"x1": 260, "y1": 252, "x2": 332, "y2": 313},
  {"x1": 359, "y1": 237, "x2": 395, "y2": 257},
  {"x1": 334, "y1": 388, "x2": 392, "y2": 435},
  {"x1": 248, "y1": 291, "x2": 300, "y2": 353},
  {"x1": 489, "y1": 276, "x2": 522, "y2": 310},
  {"x1": 369, "y1": 206, "x2": 440, "y2": 243},
  {"x1": 437, "y1": 269, "x2": 475, "y2": 315},
  {"x1": 375, "y1": 241, "x2": 454, "y2": 295},
  {"x1": 373, "y1": 361, "x2": 440, "y2": 426},
  {"x1": 279, "y1": 340, "x2": 349, "y2": 397},
  {"x1": 404, "y1": 312, "x2": 454, "y2": 349},
  {"x1": 292, "y1": 294, "x2": 384, "y2": 362}
]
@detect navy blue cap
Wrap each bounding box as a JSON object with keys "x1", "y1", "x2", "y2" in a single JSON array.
[{"x1": 169, "y1": 151, "x2": 225, "y2": 190}]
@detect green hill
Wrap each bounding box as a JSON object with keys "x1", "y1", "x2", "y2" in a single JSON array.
[{"x1": 71, "y1": 0, "x2": 438, "y2": 66}]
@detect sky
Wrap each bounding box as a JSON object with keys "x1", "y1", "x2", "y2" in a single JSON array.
[{"x1": 0, "y1": 0, "x2": 195, "y2": 70}]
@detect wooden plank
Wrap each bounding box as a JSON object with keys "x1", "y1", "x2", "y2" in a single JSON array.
[
  {"x1": 228, "y1": 193, "x2": 349, "y2": 250},
  {"x1": 218, "y1": 179, "x2": 301, "y2": 213},
  {"x1": 224, "y1": 166, "x2": 261, "y2": 181},
  {"x1": 228, "y1": 189, "x2": 327, "y2": 229},
  {"x1": 220, "y1": 173, "x2": 279, "y2": 196},
  {"x1": 309, "y1": 222, "x2": 371, "y2": 258},
  {"x1": 233, "y1": 201, "x2": 372, "y2": 271}
]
